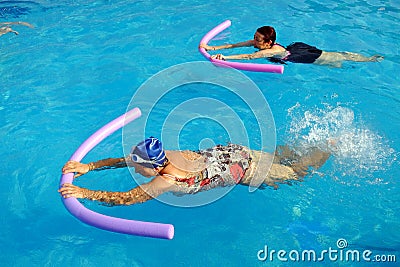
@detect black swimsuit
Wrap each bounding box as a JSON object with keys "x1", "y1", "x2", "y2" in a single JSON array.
[{"x1": 269, "y1": 42, "x2": 323, "y2": 64}]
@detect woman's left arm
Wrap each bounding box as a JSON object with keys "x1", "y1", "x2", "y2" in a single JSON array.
[
  {"x1": 213, "y1": 47, "x2": 286, "y2": 60},
  {"x1": 59, "y1": 175, "x2": 174, "y2": 205},
  {"x1": 59, "y1": 183, "x2": 154, "y2": 205}
]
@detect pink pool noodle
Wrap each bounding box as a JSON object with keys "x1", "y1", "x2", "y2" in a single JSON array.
[{"x1": 199, "y1": 20, "x2": 284, "y2": 74}]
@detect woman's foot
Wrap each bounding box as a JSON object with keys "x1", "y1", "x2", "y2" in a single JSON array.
[{"x1": 369, "y1": 55, "x2": 384, "y2": 62}]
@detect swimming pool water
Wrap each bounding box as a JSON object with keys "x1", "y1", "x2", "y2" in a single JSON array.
[{"x1": 0, "y1": 0, "x2": 399, "y2": 266}]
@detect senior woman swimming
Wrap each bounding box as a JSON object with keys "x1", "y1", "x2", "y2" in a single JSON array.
[{"x1": 59, "y1": 137, "x2": 330, "y2": 205}]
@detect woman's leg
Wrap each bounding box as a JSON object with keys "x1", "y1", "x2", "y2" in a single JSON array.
[
  {"x1": 241, "y1": 150, "x2": 297, "y2": 188},
  {"x1": 241, "y1": 147, "x2": 330, "y2": 188},
  {"x1": 275, "y1": 145, "x2": 330, "y2": 177},
  {"x1": 314, "y1": 51, "x2": 383, "y2": 67}
]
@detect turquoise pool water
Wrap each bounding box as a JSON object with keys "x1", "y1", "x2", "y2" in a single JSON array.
[{"x1": 1, "y1": 0, "x2": 399, "y2": 266}]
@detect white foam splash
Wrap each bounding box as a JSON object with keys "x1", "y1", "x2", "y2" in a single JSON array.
[
  {"x1": 211, "y1": 31, "x2": 231, "y2": 41},
  {"x1": 286, "y1": 105, "x2": 395, "y2": 177}
]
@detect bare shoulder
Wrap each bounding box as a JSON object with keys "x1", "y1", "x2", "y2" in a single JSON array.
[
  {"x1": 165, "y1": 150, "x2": 204, "y2": 162},
  {"x1": 267, "y1": 44, "x2": 287, "y2": 56},
  {"x1": 146, "y1": 175, "x2": 175, "y2": 192},
  {"x1": 271, "y1": 44, "x2": 287, "y2": 52},
  {"x1": 165, "y1": 150, "x2": 206, "y2": 172},
  {"x1": 254, "y1": 45, "x2": 287, "y2": 58}
]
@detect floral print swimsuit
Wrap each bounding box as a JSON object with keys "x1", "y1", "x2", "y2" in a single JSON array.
[{"x1": 170, "y1": 144, "x2": 252, "y2": 194}]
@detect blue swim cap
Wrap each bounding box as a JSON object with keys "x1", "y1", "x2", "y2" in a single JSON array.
[{"x1": 130, "y1": 137, "x2": 168, "y2": 168}]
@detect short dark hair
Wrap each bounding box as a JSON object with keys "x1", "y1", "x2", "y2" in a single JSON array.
[{"x1": 256, "y1": 26, "x2": 276, "y2": 44}]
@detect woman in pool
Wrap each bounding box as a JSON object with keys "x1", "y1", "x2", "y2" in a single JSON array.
[
  {"x1": 200, "y1": 26, "x2": 382, "y2": 67},
  {"x1": 0, "y1": 21, "x2": 34, "y2": 36},
  {"x1": 59, "y1": 137, "x2": 330, "y2": 205}
]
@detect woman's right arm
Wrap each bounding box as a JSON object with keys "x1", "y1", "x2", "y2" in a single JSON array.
[
  {"x1": 62, "y1": 157, "x2": 128, "y2": 178},
  {"x1": 200, "y1": 40, "x2": 254, "y2": 51}
]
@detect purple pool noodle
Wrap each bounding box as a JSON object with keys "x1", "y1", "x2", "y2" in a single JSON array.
[
  {"x1": 59, "y1": 107, "x2": 174, "y2": 239},
  {"x1": 199, "y1": 20, "x2": 284, "y2": 74}
]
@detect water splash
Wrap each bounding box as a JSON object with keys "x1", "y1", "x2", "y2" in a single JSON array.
[
  {"x1": 211, "y1": 31, "x2": 231, "y2": 41},
  {"x1": 0, "y1": 1, "x2": 48, "y2": 19},
  {"x1": 286, "y1": 105, "x2": 395, "y2": 177},
  {"x1": 0, "y1": 5, "x2": 30, "y2": 19}
]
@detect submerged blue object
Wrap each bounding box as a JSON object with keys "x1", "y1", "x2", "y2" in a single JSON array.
[
  {"x1": 288, "y1": 220, "x2": 329, "y2": 250},
  {"x1": 131, "y1": 137, "x2": 167, "y2": 168}
]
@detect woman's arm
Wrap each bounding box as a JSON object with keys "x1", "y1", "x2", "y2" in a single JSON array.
[
  {"x1": 62, "y1": 157, "x2": 129, "y2": 178},
  {"x1": 0, "y1": 27, "x2": 18, "y2": 36},
  {"x1": 59, "y1": 183, "x2": 153, "y2": 205},
  {"x1": 200, "y1": 40, "x2": 254, "y2": 51},
  {"x1": 0, "y1": 22, "x2": 34, "y2": 37},
  {"x1": 212, "y1": 48, "x2": 286, "y2": 60},
  {"x1": 59, "y1": 175, "x2": 173, "y2": 205},
  {"x1": 0, "y1": 22, "x2": 34, "y2": 28}
]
